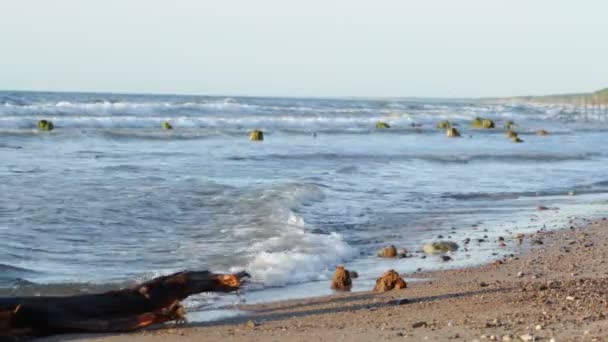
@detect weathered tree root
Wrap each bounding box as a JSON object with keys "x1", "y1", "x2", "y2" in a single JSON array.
[{"x1": 0, "y1": 270, "x2": 249, "y2": 337}]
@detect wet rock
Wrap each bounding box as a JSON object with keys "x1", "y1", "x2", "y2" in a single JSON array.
[
  {"x1": 503, "y1": 120, "x2": 515, "y2": 130},
  {"x1": 373, "y1": 269, "x2": 407, "y2": 292},
  {"x1": 375, "y1": 121, "x2": 391, "y2": 129},
  {"x1": 246, "y1": 320, "x2": 259, "y2": 328},
  {"x1": 506, "y1": 130, "x2": 518, "y2": 139},
  {"x1": 436, "y1": 120, "x2": 451, "y2": 129},
  {"x1": 536, "y1": 129, "x2": 549, "y2": 136},
  {"x1": 446, "y1": 127, "x2": 461, "y2": 137},
  {"x1": 510, "y1": 136, "x2": 524, "y2": 143},
  {"x1": 348, "y1": 270, "x2": 359, "y2": 279},
  {"x1": 377, "y1": 245, "x2": 398, "y2": 258},
  {"x1": 471, "y1": 117, "x2": 495, "y2": 129},
  {"x1": 330, "y1": 265, "x2": 352, "y2": 291},
  {"x1": 441, "y1": 255, "x2": 452, "y2": 262},
  {"x1": 248, "y1": 129, "x2": 264, "y2": 141},
  {"x1": 162, "y1": 121, "x2": 173, "y2": 130},
  {"x1": 37, "y1": 120, "x2": 54, "y2": 131},
  {"x1": 537, "y1": 206, "x2": 549, "y2": 211},
  {"x1": 423, "y1": 241, "x2": 459, "y2": 254}
]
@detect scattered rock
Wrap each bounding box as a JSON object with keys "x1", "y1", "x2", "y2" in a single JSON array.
[
  {"x1": 246, "y1": 320, "x2": 259, "y2": 328},
  {"x1": 436, "y1": 120, "x2": 451, "y2": 129},
  {"x1": 537, "y1": 206, "x2": 549, "y2": 211},
  {"x1": 412, "y1": 321, "x2": 427, "y2": 328},
  {"x1": 471, "y1": 117, "x2": 495, "y2": 129},
  {"x1": 441, "y1": 255, "x2": 452, "y2": 262},
  {"x1": 375, "y1": 121, "x2": 391, "y2": 129},
  {"x1": 511, "y1": 136, "x2": 524, "y2": 143},
  {"x1": 506, "y1": 130, "x2": 518, "y2": 139},
  {"x1": 536, "y1": 129, "x2": 549, "y2": 136},
  {"x1": 423, "y1": 241, "x2": 459, "y2": 254},
  {"x1": 519, "y1": 333, "x2": 534, "y2": 341},
  {"x1": 348, "y1": 270, "x2": 359, "y2": 279},
  {"x1": 37, "y1": 120, "x2": 54, "y2": 131},
  {"x1": 377, "y1": 245, "x2": 398, "y2": 258},
  {"x1": 248, "y1": 130, "x2": 264, "y2": 141},
  {"x1": 446, "y1": 127, "x2": 461, "y2": 137},
  {"x1": 373, "y1": 269, "x2": 407, "y2": 293},
  {"x1": 503, "y1": 120, "x2": 515, "y2": 130},
  {"x1": 330, "y1": 265, "x2": 352, "y2": 291},
  {"x1": 162, "y1": 121, "x2": 173, "y2": 130}
]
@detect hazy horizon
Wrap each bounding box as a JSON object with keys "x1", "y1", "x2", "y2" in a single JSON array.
[{"x1": 1, "y1": 0, "x2": 607, "y2": 98}]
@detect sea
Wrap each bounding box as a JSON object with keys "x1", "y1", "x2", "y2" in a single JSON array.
[{"x1": 1, "y1": 91, "x2": 608, "y2": 320}]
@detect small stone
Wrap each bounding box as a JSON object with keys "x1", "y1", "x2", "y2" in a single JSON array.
[
  {"x1": 441, "y1": 255, "x2": 452, "y2": 262},
  {"x1": 519, "y1": 334, "x2": 534, "y2": 341},
  {"x1": 517, "y1": 272, "x2": 524, "y2": 278},
  {"x1": 566, "y1": 296, "x2": 575, "y2": 301},
  {"x1": 412, "y1": 321, "x2": 427, "y2": 328},
  {"x1": 502, "y1": 335, "x2": 512, "y2": 341},
  {"x1": 535, "y1": 324, "x2": 543, "y2": 330},
  {"x1": 246, "y1": 320, "x2": 258, "y2": 328}
]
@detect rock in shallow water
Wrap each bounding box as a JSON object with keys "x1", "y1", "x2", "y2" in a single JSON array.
[
  {"x1": 423, "y1": 241, "x2": 459, "y2": 254},
  {"x1": 373, "y1": 269, "x2": 407, "y2": 292},
  {"x1": 37, "y1": 120, "x2": 54, "y2": 131},
  {"x1": 248, "y1": 129, "x2": 264, "y2": 141},
  {"x1": 330, "y1": 265, "x2": 352, "y2": 291}
]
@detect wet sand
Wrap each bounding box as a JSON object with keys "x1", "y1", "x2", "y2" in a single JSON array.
[{"x1": 39, "y1": 217, "x2": 608, "y2": 342}]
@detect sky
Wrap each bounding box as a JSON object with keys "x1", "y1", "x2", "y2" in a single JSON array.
[{"x1": 1, "y1": 0, "x2": 607, "y2": 98}]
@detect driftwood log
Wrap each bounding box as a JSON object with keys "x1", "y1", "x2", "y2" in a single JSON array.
[{"x1": 0, "y1": 270, "x2": 249, "y2": 337}]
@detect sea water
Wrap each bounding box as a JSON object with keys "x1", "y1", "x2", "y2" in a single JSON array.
[{"x1": 1, "y1": 91, "x2": 607, "y2": 319}]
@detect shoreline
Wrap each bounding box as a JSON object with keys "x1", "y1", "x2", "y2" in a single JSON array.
[{"x1": 36, "y1": 214, "x2": 608, "y2": 341}]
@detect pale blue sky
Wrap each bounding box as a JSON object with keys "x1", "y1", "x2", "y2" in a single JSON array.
[{"x1": 1, "y1": 0, "x2": 607, "y2": 98}]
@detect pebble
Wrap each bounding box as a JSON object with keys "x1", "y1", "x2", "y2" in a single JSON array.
[
  {"x1": 502, "y1": 335, "x2": 512, "y2": 341},
  {"x1": 517, "y1": 271, "x2": 524, "y2": 278},
  {"x1": 519, "y1": 334, "x2": 534, "y2": 341},
  {"x1": 412, "y1": 321, "x2": 427, "y2": 328},
  {"x1": 246, "y1": 320, "x2": 258, "y2": 328},
  {"x1": 535, "y1": 324, "x2": 543, "y2": 330}
]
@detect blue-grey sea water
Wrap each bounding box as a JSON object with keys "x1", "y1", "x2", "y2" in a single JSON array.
[{"x1": 1, "y1": 91, "x2": 608, "y2": 315}]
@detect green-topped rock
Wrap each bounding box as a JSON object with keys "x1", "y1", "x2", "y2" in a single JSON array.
[
  {"x1": 423, "y1": 241, "x2": 459, "y2": 254},
  {"x1": 436, "y1": 120, "x2": 451, "y2": 129},
  {"x1": 375, "y1": 121, "x2": 390, "y2": 129},
  {"x1": 471, "y1": 117, "x2": 495, "y2": 129},
  {"x1": 446, "y1": 127, "x2": 460, "y2": 137},
  {"x1": 162, "y1": 121, "x2": 173, "y2": 130},
  {"x1": 37, "y1": 120, "x2": 54, "y2": 131},
  {"x1": 511, "y1": 136, "x2": 524, "y2": 143},
  {"x1": 248, "y1": 129, "x2": 264, "y2": 141}
]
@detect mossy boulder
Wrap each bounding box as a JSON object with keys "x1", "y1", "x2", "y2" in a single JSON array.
[
  {"x1": 536, "y1": 129, "x2": 549, "y2": 136},
  {"x1": 162, "y1": 121, "x2": 173, "y2": 130},
  {"x1": 446, "y1": 127, "x2": 461, "y2": 137},
  {"x1": 436, "y1": 120, "x2": 451, "y2": 129},
  {"x1": 248, "y1": 130, "x2": 264, "y2": 141},
  {"x1": 471, "y1": 117, "x2": 495, "y2": 129},
  {"x1": 422, "y1": 241, "x2": 459, "y2": 254},
  {"x1": 375, "y1": 121, "x2": 391, "y2": 129},
  {"x1": 330, "y1": 265, "x2": 352, "y2": 291},
  {"x1": 37, "y1": 120, "x2": 54, "y2": 131},
  {"x1": 373, "y1": 269, "x2": 407, "y2": 293}
]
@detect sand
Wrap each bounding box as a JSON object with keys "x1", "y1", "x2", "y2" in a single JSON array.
[{"x1": 37, "y1": 217, "x2": 608, "y2": 342}]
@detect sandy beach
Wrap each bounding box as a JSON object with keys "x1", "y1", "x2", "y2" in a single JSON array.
[{"x1": 32, "y1": 215, "x2": 608, "y2": 342}]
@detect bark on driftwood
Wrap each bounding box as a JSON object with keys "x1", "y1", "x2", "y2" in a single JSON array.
[{"x1": 0, "y1": 270, "x2": 249, "y2": 338}]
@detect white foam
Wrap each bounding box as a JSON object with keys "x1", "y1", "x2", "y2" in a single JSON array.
[{"x1": 230, "y1": 206, "x2": 357, "y2": 287}]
